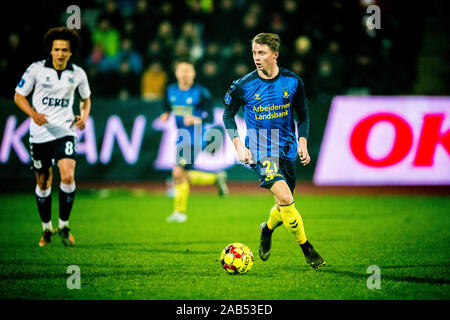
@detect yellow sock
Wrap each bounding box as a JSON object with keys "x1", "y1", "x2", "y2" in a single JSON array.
[
  {"x1": 189, "y1": 170, "x2": 216, "y2": 185},
  {"x1": 174, "y1": 181, "x2": 190, "y2": 213},
  {"x1": 267, "y1": 205, "x2": 283, "y2": 230},
  {"x1": 279, "y1": 202, "x2": 307, "y2": 245}
]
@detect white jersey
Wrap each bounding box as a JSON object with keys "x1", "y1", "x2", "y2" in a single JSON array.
[{"x1": 15, "y1": 58, "x2": 91, "y2": 143}]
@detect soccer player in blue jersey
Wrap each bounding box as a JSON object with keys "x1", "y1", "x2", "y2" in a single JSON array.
[
  {"x1": 223, "y1": 33, "x2": 325, "y2": 269},
  {"x1": 159, "y1": 59, "x2": 228, "y2": 222}
]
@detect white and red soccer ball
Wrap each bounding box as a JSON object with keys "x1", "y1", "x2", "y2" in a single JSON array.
[{"x1": 220, "y1": 242, "x2": 254, "y2": 274}]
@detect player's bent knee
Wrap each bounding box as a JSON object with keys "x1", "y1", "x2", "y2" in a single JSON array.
[
  {"x1": 61, "y1": 177, "x2": 75, "y2": 185},
  {"x1": 278, "y1": 193, "x2": 294, "y2": 206},
  {"x1": 60, "y1": 173, "x2": 75, "y2": 185},
  {"x1": 172, "y1": 166, "x2": 186, "y2": 182},
  {"x1": 37, "y1": 181, "x2": 52, "y2": 190},
  {"x1": 36, "y1": 171, "x2": 52, "y2": 190}
]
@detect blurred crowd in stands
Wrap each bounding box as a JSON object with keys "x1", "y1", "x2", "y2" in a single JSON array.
[{"x1": 1, "y1": 0, "x2": 426, "y2": 102}]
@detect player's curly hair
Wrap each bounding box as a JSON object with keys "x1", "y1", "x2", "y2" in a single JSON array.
[
  {"x1": 43, "y1": 27, "x2": 81, "y2": 54},
  {"x1": 251, "y1": 33, "x2": 281, "y2": 53}
]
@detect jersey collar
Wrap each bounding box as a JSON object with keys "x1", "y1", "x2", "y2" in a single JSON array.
[
  {"x1": 256, "y1": 68, "x2": 281, "y2": 83},
  {"x1": 44, "y1": 57, "x2": 74, "y2": 71}
]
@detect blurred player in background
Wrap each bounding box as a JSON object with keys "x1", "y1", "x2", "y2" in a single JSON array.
[
  {"x1": 159, "y1": 59, "x2": 228, "y2": 222},
  {"x1": 223, "y1": 33, "x2": 325, "y2": 269},
  {"x1": 14, "y1": 27, "x2": 91, "y2": 247}
]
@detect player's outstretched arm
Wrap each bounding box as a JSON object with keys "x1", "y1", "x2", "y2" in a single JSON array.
[
  {"x1": 292, "y1": 78, "x2": 311, "y2": 166},
  {"x1": 223, "y1": 95, "x2": 251, "y2": 163},
  {"x1": 13, "y1": 92, "x2": 48, "y2": 126},
  {"x1": 298, "y1": 137, "x2": 311, "y2": 166},
  {"x1": 223, "y1": 82, "x2": 252, "y2": 163},
  {"x1": 75, "y1": 97, "x2": 91, "y2": 130},
  {"x1": 233, "y1": 137, "x2": 254, "y2": 164},
  {"x1": 159, "y1": 111, "x2": 170, "y2": 122}
]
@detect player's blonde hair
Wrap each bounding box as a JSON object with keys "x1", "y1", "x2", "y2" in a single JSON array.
[{"x1": 251, "y1": 33, "x2": 281, "y2": 53}]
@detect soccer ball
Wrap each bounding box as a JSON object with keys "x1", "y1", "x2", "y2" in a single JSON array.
[{"x1": 220, "y1": 242, "x2": 254, "y2": 274}]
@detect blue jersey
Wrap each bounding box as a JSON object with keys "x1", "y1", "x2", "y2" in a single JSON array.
[
  {"x1": 164, "y1": 83, "x2": 213, "y2": 143},
  {"x1": 223, "y1": 68, "x2": 310, "y2": 162}
]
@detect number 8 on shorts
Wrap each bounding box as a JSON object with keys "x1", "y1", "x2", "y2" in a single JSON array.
[{"x1": 65, "y1": 141, "x2": 74, "y2": 155}]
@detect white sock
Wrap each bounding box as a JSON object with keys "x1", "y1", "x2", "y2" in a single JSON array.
[
  {"x1": 60, "y1": 182, "x2": 76, "y2": 193},
  {"x1": 42, "y1": 221, "x2": 53, "y2": 231},
  {"x1": 58, "y1": 218, "x2": 69, "y2": 229},
  {"x1": 35, "y1": 185, "x2": 51, "y2": 198}
]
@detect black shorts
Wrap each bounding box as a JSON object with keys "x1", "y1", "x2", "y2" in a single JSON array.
[
  {"x1": 176, "y1": 143, "x2": 198, "y2": 171},
  {"x1": 175, "y1": 125, "x2": 224, "y2": 171},
  {"x1": 250, "y1": 157, "x2": 297, "y2": 194},
  {"x1": 29, "y1": 136, "x2": 77, "y2": 172}
]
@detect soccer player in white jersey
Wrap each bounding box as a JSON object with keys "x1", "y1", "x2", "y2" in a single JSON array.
[{"x1": 14, "y1": 27, "x2": 91, "y2": 247}]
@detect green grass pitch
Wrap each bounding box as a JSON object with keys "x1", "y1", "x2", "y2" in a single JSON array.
[{"x1": 0, "y1": 189, "x2": 449, "y2": 300}]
